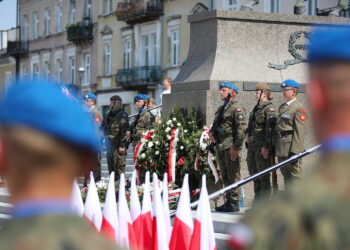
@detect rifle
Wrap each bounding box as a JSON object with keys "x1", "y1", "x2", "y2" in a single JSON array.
[
  {"x1": 127, "y1": 102, "x2": 146, "y2": 147},
  {"x1": 246, "y1": 91, "x2": 263, "y2": 144}
]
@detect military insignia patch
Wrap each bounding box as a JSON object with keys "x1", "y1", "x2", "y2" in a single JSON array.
[
  {"x1": 236, "y1": 109, "x2": 242, "y2": 112},
  {"x1": 238, "y1": 115, "x2": 244, "y2": 120},
  {"x1": 300, "y1": 113, "x2": 306, "y2": 121},
  {"x1": 269, "y1": 108, "x2": 275, "y2": 112}
]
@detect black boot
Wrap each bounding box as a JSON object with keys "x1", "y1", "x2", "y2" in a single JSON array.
[{"x1": 215, "y1": 201, "x2": 240, "y2": 212}]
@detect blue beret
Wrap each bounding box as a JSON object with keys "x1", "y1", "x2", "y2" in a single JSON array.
[
  {"x1": 281, "y1": 79, "x2": 301, "y2": 89},
  {"x1": 134, "y1": 94, "x2": 150, "y2": 102},
  {"x1": 219, "y1": 81, "x2": 239, "y2": 93},
  {"x1": 308, "y1": 26, "x2": 350, "y2": 63},
  {"x1": 0, "y1": 79, "x2": 101, "y2": 153},
  {"x1": 84, "y1": 93, "x2": 97, "y2": 100}
]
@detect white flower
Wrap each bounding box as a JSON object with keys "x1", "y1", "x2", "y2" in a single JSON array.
[
  {"x1": 165, "y1": 143, "x2": 169, "y2": 146},
  {"x1": 155, "y1": 141, "x2": 160, "y2": 145},
  {"x1": 155, "y1": 151, "x2": 160, "y2": 155},
  {"x1": 148, "y1": 142, "x2": 154, "y2": 148},
  {"x1": 184, "y1": 129, "x2": 188, "y2": 133},
  {"x1": 177, "y1": 123, "x2": 181, "y2": 126},
  {"x1": 141, "y1": 153, "x2": 146, "y2": 159},
  {"x1": 172, "y1": 117, "x2": 177, "y2": 121},
  {"x1": 170, "y1": 123, "x2": 174, "y2": 127},
  {"x1": 167, "y1": 135, "x2": 172, "y2": 140},
  {"x1": 180, "y1": 146, "x2": 184, "y2": 150},
  {"x1": 167, "y1": 120, "x2": 172, "y2": 125},
  {"x1": 165, "y1": 127, "x2": 171, "y2": 132},
  {"x1": 151, "y1": 134, "x2": 155, "y2": 138}
]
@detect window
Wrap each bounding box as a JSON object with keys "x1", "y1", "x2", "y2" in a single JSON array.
[
  {"x1": 43, "y1": 61, "x2": 50, "y2": 79},
  {"x1": 84, "y1": 0, "x2": 92, "y2": 18},
  {"x1": 142, "y1": 33, "x2": 157, "y2": 66},
  {"x1": 5, "y1": 71, "x2": 12, "y2": 89},
  {"x1": 225, "y1": 0, "x2": 240, "y2": 10},
  {"x1": 69, "y1": 0, "x2": 76, "y2": 24},
  {"x1": 82, "y1": 54, "x2": 91, "y2": 86},
  {"x1": 68, "y1": 56, "x2": 76, "y2": 84},
  {"x1": 55, "y1": 58, "x2": 63, "y2": 82},
  {"x1": 21, "y1": 65, "x2": 29, "y2": 78},
  {"x1": 103, "y1": 43, "x2": 111, "y2": 75},
  {"x1": 32, "y1": 12, "x2": 39, "y2": 39},
  {"x1": 103, "y1": 0, "x2": 112, "y2": 15},
  {"x1": 211, "y1": 0, "x2": 216, "y2": 10},
  {"x1": 265, "y1": 0, "x2": 280, "y2": 13},
  {"x1": 32, "y1": 63, "x2": 40, "y2": 78},
  {"x1": 305, "y1": 0, "x2": 318, "y2": 15},
  {"x1": 123, "y1": 38, "x2": 132, "y2": 69},
  {"x1": 44, "y1": 8, "x2": 51, "y2": 36},
  {"x1": 22, "y1": 15, "x2": 29, "y2": 41},
  {"x1": 56, "y1": 5, "x2": 63, "y2": 33},
  {"x1": 169, "y1": 29, "x2": 179, "y2": 66}
]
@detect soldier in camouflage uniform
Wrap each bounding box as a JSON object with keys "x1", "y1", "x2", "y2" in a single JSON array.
[
  {"x1": 127, "y1": 94, "x2": 155, "y2": 148},
  {"x1": 210, "y1": 82, "x2": 247, "y2": 212},
  {"x1": 0, "y1": 80, "x2": 118, "y2": 250},
  {"x1": 102, "y1": 95, "x2": 129, "y2": 179},
  {"x1": 275, "y1": 79, "x2": 307, "y2": 187},
  {"x1": 229, "y1": 26, "x2": 350, "y2": 250},
  {"x1": 246, "y1": 83, "x2": 276, "y2": 202}
]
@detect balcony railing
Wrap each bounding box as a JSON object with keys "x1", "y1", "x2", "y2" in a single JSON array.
[
  {"x1": 4, "y1": 27, "x2": 29, "y2": 56},
  {"x1": 66, "y1": 18, "x2": 93, "y2": 45},
  {"x1": 116, "y1": 66, "x2": 162, "y2": 88},
  {"x1": 316, "y1": 6, "x2": 350, "y2": 17},
  {"x1": 116, "y1": 0, "x2": 163, "y2": 25}
]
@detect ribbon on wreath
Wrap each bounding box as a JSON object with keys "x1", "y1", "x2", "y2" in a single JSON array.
[
  {"x1": 167, "y1": 128, "x2": 179, "y2": 182},
  {"x1": 133, "y1": 130, "x2": 153, "y2": 164}
]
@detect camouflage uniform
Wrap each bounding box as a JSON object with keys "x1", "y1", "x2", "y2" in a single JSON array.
[
  {"x1": 275, "y1": 99, "x2": 307, "y2": 185},
  {"x1": 240, "y1": 153, "x2": 350, "y2": 250},
  {"x1": 0, "y1": 215, "x2": 118, "y2": 250},
  {"x1": 102, "y1": 109, "x2": 129, "y2": 178},
  {"x1": 246, "y1": 101, "x2": 276, "y2": 200},
  {"x1": 130, "y1": 110, "x2": 155, "y2": 147},
  {"x1": 214, "y1": 99, "x2": 247, "y2": 205}
]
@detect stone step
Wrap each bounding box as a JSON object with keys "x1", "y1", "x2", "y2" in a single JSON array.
[
  {"x1": 0, "y1": 213, "x2": 11, "y2": 227},
  {"x1": 0, "y1": 188, "x2": 10, "y2": 203},
  {"x1": 215, "y1": 232, "x2": 230, "y2": 249},
  {"x1": 0, "y1": 202, "x2": 12, "y2": 215}
]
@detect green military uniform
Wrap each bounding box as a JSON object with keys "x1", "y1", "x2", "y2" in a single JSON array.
[
  {"x1": 246, "y1": 100, "x2": 276, "y2": 200},
  {"x1": 275, "y1": 98, "x2": 307, "y2": 185},
  {"x1": 89, "y1": 105, "x2": 102, "y2": 181},
  {"x1": 240, "y1": 153, "x2": 350, "y2": 250},
  {"x1": 214, "y1": 98, "x2": 247, "y2": 206},
  {"x1": 130, "y1": 110, "x2": 155, "y2": 147},
  {"x1": 102, "y1": 108, "x2": 129, "y2": 178},
  {"x1": 0, "y1": 215, "x2": 118, "y2": 249}
]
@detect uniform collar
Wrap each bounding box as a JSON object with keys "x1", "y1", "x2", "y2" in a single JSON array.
[
  {"x1": 12, "y1": 198, "x2": 74, "y2": 219},
  {"x1": 322, "y1": 135, "x2": 350, "y2": 154},
  {"x1": 286, "y1": 98, "x2": 297, "y2": 106}
]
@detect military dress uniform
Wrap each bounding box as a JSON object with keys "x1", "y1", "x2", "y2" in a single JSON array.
[
  {"x1": 102, "y1": 106, "x2": 129, "y2": 178},
  {"x1": 246, "y1": 84, "x2": 276, "y2": 201},
  {"x1": 212, "y1": 82, "x2": 247, "y2": 211},
  {"x1": 275, "y1": 80, "x2": 307, "y2": 186}
]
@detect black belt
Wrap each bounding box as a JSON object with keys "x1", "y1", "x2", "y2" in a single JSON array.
[{"x1": 280, "y1": 131, "x2": 293, "y2": 137}]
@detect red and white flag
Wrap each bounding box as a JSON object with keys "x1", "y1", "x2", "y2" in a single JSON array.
[
  {"x1": 118, "y1": 173, "x2": 137, "y2": 249},
  {"x1": 71, "y1": 179, "x2": 84, "y2": 216},
  {"x1": 101, "y1": 172, "x2": 118, "y2": 242},
  {"x1": 130, "y1": 170, "x2": 142, "y2": 247},
  {"x1": 169, "y1": 174, "x2": 193, "y2": 250},
  {"x1": 162, "y1": 173, "x2": 172, "y2": 243},
  {"x1": 140, "y1": 171, "x2": 154, "y2": 250},
  {"x1": 152, "y1": 173, "x2": 169, "y2": 250},
  {"x1": 190, "y1": 175, "x2": 216, "y2": 250},
  {"x1": 83, "y1": 172, "x2": 102, "y2": 231}
]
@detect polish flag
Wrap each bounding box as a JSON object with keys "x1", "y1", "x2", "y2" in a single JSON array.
[
  {"x1": 101, "y1": 172, "x2": 118, "y2": 242},
  {"x1": 190, "y1": 175, "x2": 216, "y2": 250},
  {"x1": 152, "y1": 173, "x2": 169, "y2": 250},
  {"x1": 169, "y1": 174, "x2": 193, "y2": 250},
  {"x1": 83, "y1": 172, "x2": 102, "y2": 231},
  {"x1": 140, "y1": 171, "x2": 154, "y2": 250},
  {"x1": 130, "y1": 171, "x2": 142, "y2": 247},
  {"x1": 118, "y1": 173, "x2": 137, "y2": 249},
  {"x1": 71, "y1": 179, "x2": 84, "y2": 216},
  {"x1": 162, "y1": 173, "x2": 172, "y2": 243}
]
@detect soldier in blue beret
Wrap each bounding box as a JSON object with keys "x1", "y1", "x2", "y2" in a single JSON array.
[
  {"x1": 0, "y1": 79, "x2": 118, "y2": 249},
  {"x1": 210, "y1": 81, "x2": 247, "y2": 212},
  {"x1": 237, "y1": 26, "x2": 350, "y2": 249}
]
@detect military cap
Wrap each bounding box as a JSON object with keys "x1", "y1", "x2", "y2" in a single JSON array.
[
  {"x1": 281, "y1": 79, "x2": 300, "y2": 89},
  {"x1": 84, "y1": 93, "x2": 97, "y2": 100},
  {"x1": 219, "y1": 81, "x2": 239, "y2": 93},
  {"x1": 0, "y1": 79, "x2": 101, "y2": 153},
  {"x1": 308, "y1": 26, "x2": 350, "y2": 63},
  {"x1": 110, "y1": 95, "x2": 122, "y2": 102},
  {"x1": 255, "y1": 82, "x2": 270, "y2": 91},
  {"x1": 134, "y1": 94, "x2": 150, "y2": 103}
]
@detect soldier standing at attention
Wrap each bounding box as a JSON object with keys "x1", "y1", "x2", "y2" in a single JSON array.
[
  {"x1": 230, "y1": 26, "x2": 350, "y2": 250},
  {"x1": 275, "y1": 79, "x2": 307, "y2": 187},
  {"x1": 102, "y1": 95, "x2": 129, "y2": 179},
  {"x1": 0, "y1": 80, "x2": 118, "y2": 250},
  {"x1": 246, "y1": 83, "x2": 276, "y2": 203},
  {"x1": 210, "y1": 82, "x2": 247, "y2": 212},
  {"x1": 127, "y1": 94, "x2": 155, "y2": 147}
]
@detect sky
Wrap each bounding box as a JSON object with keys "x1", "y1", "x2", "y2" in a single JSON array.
[{"x1": 0, "y1": 0, "x2": 17, "y2": 31}]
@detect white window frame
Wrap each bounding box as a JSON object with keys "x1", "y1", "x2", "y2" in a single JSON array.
[
  {"x1": 103, "y1": 43, "x2": 112, "y2": 75},
  {"x1": 84, "y1": 0, "x2": 92, "y2": 18},
  {"x1": 56, "y1": 5, "x2": 63, "y2": 33},
  {"x1": 69, "y1": 0, "x2": 76, "y2": 24},
  {"x1": 305, "y1": 0, "x2": 318, "y2": 15},
  {"x1": 103, "y1": 0, "x2": 112, "y2": 15},
  {"x1": 264, "y1": 0, "x2": 280, "y2": 13},
  {"x1": 5, "y1": 71, "x2": 12, "y2": 89},
  {"x1": 141, "y1": 33, "x2": 157, "y2": 66},
  {"x1": 43, "y1": 61, "x2": 50, "y2": 78},
  {"x1": 44, "y1": 8, "x2": 51, "y2": 36},
  {"x1": 32, "y1": 63, "x2": 40, "y2": 78},
  {"x1": 82, "y1": 53, "x2": 91, "y2": 86},
  {"x1": 169, "y1": 29, "x2": 179, "y2": 67},
  {"x1": 68, "y1": 56, "x2": 76, "y2": 84},
  {"x1": 225, "y1": 0, "x2": 240, "y2": 10},
  {"x1": 55, "y1": 58, "x2": 63, "y2": 82},
  {"x1": 123, "y1": 37, "x2": 132, "y2": 69},
  {"x1": 32, "y1": 12, "x2": 39, "y2": 39},
  {"x1": 22, "y1": 15, "x2": 29, "y2": 41}
]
